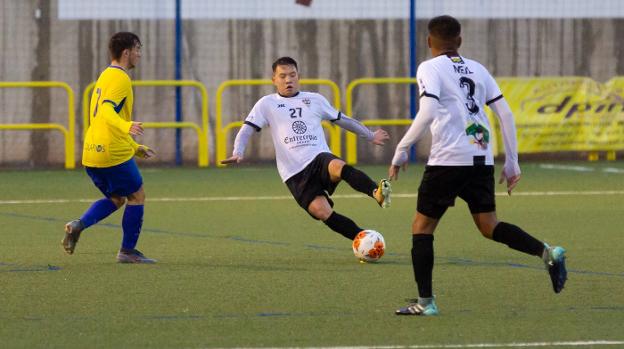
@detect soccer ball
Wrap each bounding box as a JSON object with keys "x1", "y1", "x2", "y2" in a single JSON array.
[{"x1": 352, "y1": 230, "x2": 386, "y2": 262}]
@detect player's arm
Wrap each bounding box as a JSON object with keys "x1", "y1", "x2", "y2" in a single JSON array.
[
  {"x1": 388, "y1": 96, "x2": 436, "y2": 180},
  {"x1": 223, "y1": 99, "x2": 267, "y2": 164},
  {"x1": 489, "y1": 96, "x2": 521, "y2": 194},
  {"x1": 333, "y1": 114, "x2": 389, "y2": 146},
  {"x1": 99, "y1": 76, "x2": 144, "y2": 136},
  {"x1": 98, "y1": 102, "x2": 135, "y2": 134},
  {"x1": 221, "y1": 122, "x2": 258, "y2": 164},
  {"x1": 316, "y1": 93, "x2": 388, "y2": 145},
  {"x1": 99, "y1": 99, "x2": 152, "y2": 157},
  {"x1": 125, "y1": 135, "x2": 155, "y2": 159}
]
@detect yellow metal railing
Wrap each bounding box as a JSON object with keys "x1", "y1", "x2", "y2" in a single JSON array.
[
  {"x1": 83, "y1": 80, "x2": 209, "y2": 167},
  {"x1": 345, "y1": 77, "x2": 419, "y2": 164},
  {"x1": 0, "y1": 81, "x2": 76, "y2": 169},
  {"x1": 215, "y1": 79, "x2": 342, "y2": 167}
]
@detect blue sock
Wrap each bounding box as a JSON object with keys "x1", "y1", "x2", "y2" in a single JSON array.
[
  {"x1": 121, "y1": 204, "x2": 144, "y2": 250},
  {"x1": 80, "y1": 198, "x2": 118, "y2": 229}
]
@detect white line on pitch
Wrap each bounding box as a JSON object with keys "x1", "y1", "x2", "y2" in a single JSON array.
[
  {"x1": 539, "y1": 163, "x2": 624, "y2": 173},
  {"x1": 212, "y1": 340, "x2": 624, "y2": 349},
  {"x1": 539, "y1": 164, "x2": 596, "y2": 172},
  {"x1": 2, "y1": 190, "x2": 624, "y2": 205}
]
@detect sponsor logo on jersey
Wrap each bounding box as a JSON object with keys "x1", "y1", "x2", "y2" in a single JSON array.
[
  {"x1": 465, "y1": 122, "x2": 489, "y2": 150},
  {"x1": 283, "y1": 134, "x2": 317, "y2": 145},
  {"x1": 450, "y1": 56, "x2": 464, "y2": 64},
  {"x1": 291, "y1": 120, "x2": 307, "y2": 134},
  {"x1": 302, "y1": 98, "x2": 311, "y2": 106},
  {"x1": 84, "y1": 143, "x2": 106, "y2": 153},
  {"x1": 277, "y1": 104, "x2": 286, "y2": 108}
]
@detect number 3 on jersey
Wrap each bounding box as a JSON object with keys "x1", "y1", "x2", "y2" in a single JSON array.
[{"x1": 459, "y1": 77, "x2": 479, "y2": 115}]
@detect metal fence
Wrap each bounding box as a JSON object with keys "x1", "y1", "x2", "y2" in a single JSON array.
[{"x1": 2, "y1": 0, "x2": 624, "y2": 167}]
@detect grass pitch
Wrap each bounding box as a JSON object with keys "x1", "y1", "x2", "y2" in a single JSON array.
[{"x1": 1, "y1": 162, "x2": 623, "y2": 348}]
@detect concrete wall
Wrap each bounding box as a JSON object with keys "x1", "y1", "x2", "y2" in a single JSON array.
[{"x1": 2, "y1": 0, "x2": 624, "y2": 167}]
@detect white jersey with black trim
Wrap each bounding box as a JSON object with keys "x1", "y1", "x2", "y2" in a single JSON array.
[
  {"x1": 244, "y1": 91, "x2": 339, "y2": 181},
  {"x1": 417, "y1": 54, "x2": 503, "y2": 165}
]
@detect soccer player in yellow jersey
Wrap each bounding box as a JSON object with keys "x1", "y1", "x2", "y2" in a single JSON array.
[{"x1": 62, "y1": 32, "x2": 156, "y2": 263}]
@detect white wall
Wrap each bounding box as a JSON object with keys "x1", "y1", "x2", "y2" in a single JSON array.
[{"x1": 58, "y1": 0, "x2": 624, "y2": 20}]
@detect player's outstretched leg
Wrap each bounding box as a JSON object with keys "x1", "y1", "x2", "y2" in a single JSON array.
[
  {"x1": 62, "y1": 198, "x2": 119, "y2": 254},
  {"x1": 339, "y1": 164, "x2": 391, "y2": 208},
  {"x1": 543, "y1": 244, "x2": 567, "y2": 293},
  {"x1": 492, "y1": 221, "x2": 567, "y2": 293}
]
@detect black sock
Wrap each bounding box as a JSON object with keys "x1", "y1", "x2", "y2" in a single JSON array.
[
  {"x1": 492, "y1": 222, "x2": 545, "y2": 257},
  {"x1": 323, "y1": 211, "x2": 362, "y2": 240},
  {"x1": 340, "y1": 164, "x2": 378, "y2": 197},
  {"x1": 412, "y1": 234, "x2": 434, "y2": 298}
]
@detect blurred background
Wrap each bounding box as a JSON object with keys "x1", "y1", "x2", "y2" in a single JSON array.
[{"x1": 2, "y1": 0, "x2": 624, "y2": 168}]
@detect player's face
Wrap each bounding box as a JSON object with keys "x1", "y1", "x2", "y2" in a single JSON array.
[
  {"x1": 272, "y1": 64, "x2": 300, "y2": 97},
  {"x1": 127, "y1": 44, "x2": 142, "y2": 70}
]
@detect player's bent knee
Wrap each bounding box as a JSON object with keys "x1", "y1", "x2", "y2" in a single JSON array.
[
  {"x1": 314, "y1": 211, "x2": 332, "y2": 221},
  {"x1": 411, "y1": 212, "x2": 439, "y2": 235},
  {"x1": 475, "y1": 220, "x2": 497, "y2": 239},
  {"x1": 472, "y1": 212, "x2": 498, "y2": 239},
  {"x1": 127, "y1": 188, "x2": 145, "y2": 205},
  {"x1": 307, "y1": 203, "x2": 332, "y2": 221},
  {"x1": 127, "y1": 196, "x2": 145, "y2": 205},
  {"x1": 110, "y1": 196, "x2": 126, "y2": 208},
  {"x1": 328, "y1": 159, "x2": 346, "y2": 181},
  {"x1": 309, "y1": 207, "x2": 331, "y2": 221},
  {"x1": 479, "y1": 228, "x2": 493, "y2": 239}
]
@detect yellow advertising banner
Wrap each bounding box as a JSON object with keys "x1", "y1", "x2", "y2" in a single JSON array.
[{"x1": 491, "y1": 77, "x2": 624, "y2": 153}]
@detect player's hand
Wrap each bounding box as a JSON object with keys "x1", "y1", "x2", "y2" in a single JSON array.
[
  {"x1": 371, "y1": 129, "x2": 389, "y2": 146},
  {"x1": 499, "y1": 172, "x2": 521, "y2": 195},
  {"x1": 221, "y1": 155, "x2": 243, "y2": 165},
  {"x1": 388, "y1": 163, "x2": 407, "y2": 181},
  {"x1": 136, "y1": 145, "x2": 155, "y2": 159},
  {"x1": 499, "y1": 161, "x2": 521, "y2": 195},
  {"x1": 129, "y1": 122, "x2": 144, "y2": 136}
]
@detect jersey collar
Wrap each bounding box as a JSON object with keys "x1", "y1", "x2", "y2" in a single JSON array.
[
  {"x1": 108, "y1": 65, "x2": 129, "y2": 75},
  {"x1": 277, "y1": 91, "x2": 300, "y2": 98},
  {"x1": 438, "y1": 50, "x2": 460, "y2": 58}
]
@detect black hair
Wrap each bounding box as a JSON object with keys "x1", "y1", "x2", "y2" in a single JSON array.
[
  {"x1": 428, "y1": 15, "x2": 461, "y2": 41},
  {"x1": 272, "y1": 57, "x2": 298, "y2": 73},
  {"x1": 109, "y1": 32, "x2": 141, "y2": 61}
]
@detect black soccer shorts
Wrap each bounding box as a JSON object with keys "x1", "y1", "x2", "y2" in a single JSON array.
[
  {"x1": 416, "y1": 164, "x2": 496, "y2": 219},
  {"x1": 285, "y1": 152, "x2": 340, "y2": 218}
]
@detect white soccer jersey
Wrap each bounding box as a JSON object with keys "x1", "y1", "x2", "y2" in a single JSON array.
[
  {"x1": 417, "y1": 54, "x2": 503, "y2": 165},
  {"x1": 244, "y1": 91, "x2": 339, "y2": 181}
]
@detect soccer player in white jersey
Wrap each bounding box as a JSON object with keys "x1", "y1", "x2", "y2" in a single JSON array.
[
  {"x1": 222, "y1": 57, "x2": 391, "y2": 243},
  {"x1": 389, "y1": 16, "x2": 567, "y2": 316}
]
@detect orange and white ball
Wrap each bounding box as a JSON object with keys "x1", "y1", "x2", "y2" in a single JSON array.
[{"x1": 352, "y1": 230, "x2": 386, "y2": 262}]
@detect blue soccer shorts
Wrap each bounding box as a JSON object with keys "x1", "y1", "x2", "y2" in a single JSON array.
[{"x1": 85, "y1": 158, "x2": 143, "y2": 198}]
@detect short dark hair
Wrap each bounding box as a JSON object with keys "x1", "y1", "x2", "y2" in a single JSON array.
[
  {"x1": 428, "y1": 15, "x2": 461, "y2": 41},
  {"x1": 272, "y1": 57, "x2": 298, "y2": 73},
  {"x1": 109, "y1": 32, "x2": 141, "y2": 61}
]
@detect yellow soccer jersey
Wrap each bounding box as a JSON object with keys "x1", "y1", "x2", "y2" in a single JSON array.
[{"x1": 82, "y1": 66, "x2": 140, "y2": 167}]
